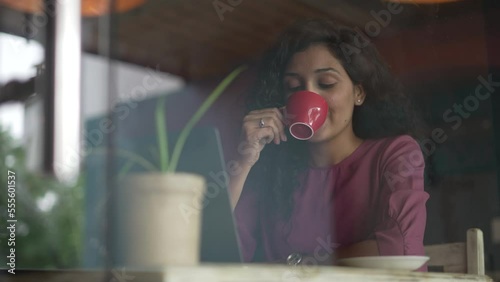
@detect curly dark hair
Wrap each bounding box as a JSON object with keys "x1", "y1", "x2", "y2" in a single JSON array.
[{"x1": 245, "y1": 18, "x2": 426, "y2": 221}]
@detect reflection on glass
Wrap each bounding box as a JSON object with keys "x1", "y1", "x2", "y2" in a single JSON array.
[{"x1": 0, "y1": 1, "x2": 499, "y2": 281}]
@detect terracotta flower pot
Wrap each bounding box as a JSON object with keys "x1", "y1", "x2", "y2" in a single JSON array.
[{"x1": 118, "y1": 172, "x2": 206, "y2": 268}]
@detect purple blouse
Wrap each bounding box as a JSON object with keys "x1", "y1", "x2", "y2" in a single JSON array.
[{"x1": 234, "y1": 135, "x2": 429, "y2": 268}]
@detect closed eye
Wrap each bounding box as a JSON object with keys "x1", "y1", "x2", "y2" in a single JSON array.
[
  {"x1": 286, "y1": 85, "x2": 302, "y2": 92},
  {"x1": 319, "y1": 83, "x2": 336, "y2": 89}
]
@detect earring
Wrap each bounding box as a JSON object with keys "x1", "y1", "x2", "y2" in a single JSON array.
[{"x1": 357, "y1": 99, "x2": 361, "y2": 104}]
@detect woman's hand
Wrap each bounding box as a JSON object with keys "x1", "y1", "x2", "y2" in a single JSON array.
[
  {"x1": 229, "y1": 107, "x2": 287, "y2": 209},
  {"x1": 237, "y1": 107, "x2": 288, "y2": 167}
]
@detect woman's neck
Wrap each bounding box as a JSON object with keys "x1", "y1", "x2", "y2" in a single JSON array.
[{"x1": 308, "y1": 131, "x2": 364, "y2": 168}]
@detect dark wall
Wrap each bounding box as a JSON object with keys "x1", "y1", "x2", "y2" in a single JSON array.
[
  {"x1": 484, "y1": 0, "x2": 500, "y2": 271},
  {"x1": 371, "y1": 1, "x2": 499, "y2": 271}
]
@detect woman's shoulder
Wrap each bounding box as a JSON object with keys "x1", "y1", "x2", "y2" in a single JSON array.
[
  {"x1": 362, "y1": 134, "x2": 423, "y2": 165},
  {"x1": 366, "y1": 134, "x2": 420, "y2": 152}
]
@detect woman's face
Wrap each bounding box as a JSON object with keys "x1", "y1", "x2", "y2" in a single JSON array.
[{"x1": 283, "y1": 43, "x2": 365, "y2": 143}]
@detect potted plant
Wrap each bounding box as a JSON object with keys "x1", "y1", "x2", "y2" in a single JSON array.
[{"x1": 114, "y1": 65, "x2": 247, "y2": 268}]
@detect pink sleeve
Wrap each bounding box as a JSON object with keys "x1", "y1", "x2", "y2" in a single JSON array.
[
  {"x1": 233, "y1": 183, "x2": 260, "y2": 262},
  {"x1": 373, "y1": 136, "x2": 429, "y2": 269}
]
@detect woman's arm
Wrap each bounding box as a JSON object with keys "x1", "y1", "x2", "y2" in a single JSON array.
[
  {"x1": 229, "y1": 107, "x2": 287, "y2": 209},
  {"x1": 229, "y1": 163, "x2": 252, "y2": 210},
  {"x1": 372, "y1": 135, "x2": 428, "y2": 257},
  {"x1": 335, "y1": 240, "x2": 379, "y2": 260}
]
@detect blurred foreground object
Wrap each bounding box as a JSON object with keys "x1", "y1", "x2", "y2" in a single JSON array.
[{"x1": 0, "y1": 0, "x2": 146, "y2": 17}]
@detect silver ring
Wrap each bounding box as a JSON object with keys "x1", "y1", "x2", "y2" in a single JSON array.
[{"x1": 259, "y1": 118, "x2": 265, "y2": 128}]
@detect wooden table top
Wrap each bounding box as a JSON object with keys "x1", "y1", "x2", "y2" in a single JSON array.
[{"x1": 1, "y1": 264, "x2": 494, "y2": 282}]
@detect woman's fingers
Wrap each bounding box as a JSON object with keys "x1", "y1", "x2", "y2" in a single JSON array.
[
  {"x1": 258, "y1": 116, "x2": 287, "y2": 144},
  {"x1": 237, "y1": 107, "x2": 288, "y2": 167},
  {"x1": 255, "y1": 126, "x2": 275, "y2": 145},
  {"x1": 251, "y1": 108, "x2": 286, "y2": 124},
  {"x1": 271, "y1": 107, "x2": 287, "y2": 125},
  {"x1": 246, "y1": 108, "x2": 287, "y2": 143},
  {"x1": 242, "y1": 118, "x2": 275, "y2": 145},
  {"x1": 265, "y1": 108, "x2": 287, "y2": 141}
]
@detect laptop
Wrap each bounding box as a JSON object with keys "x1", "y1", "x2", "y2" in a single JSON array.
[{"x1": 173, "y1": 126, "x2": 243, "y2": 263}]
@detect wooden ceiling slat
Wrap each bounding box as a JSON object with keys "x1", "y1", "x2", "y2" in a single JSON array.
[
  {"x1": 78, "y1": 0, "x2": 485, "y2": 80},
  {"x1": 267, "y1": 0, "x2": 327, "y2": 18},
  {"x1": 117, "y1": 28, "x2": 252, "y2": 79},
  {"x1": 222, "y1": 1, "x2": 293, "y2": 46},
  {"x1": 0, "y1": 0, "x2": 487, "y2": 82},
  {"x1": 148, "y1": 9, "x2": 252, "y2": 58},
  {"x1": 118, "y1": 10, "x2": 244, "y2": 60},
  {"x1": 179, "y1": 1, "x2": 274, "y2": 54},
  {"x1": 221, "y1": 1, "x2": 302, "y2": 40}
]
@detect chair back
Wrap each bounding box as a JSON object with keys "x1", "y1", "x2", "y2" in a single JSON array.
[{"x1": 425, "y1": 228, "x2": 484, "y2": 275}]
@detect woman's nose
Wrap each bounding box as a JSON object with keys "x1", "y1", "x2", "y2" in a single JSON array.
[
  {"x1": 304, "y1": 83, "x2": 319, "y2": 93},
  {"x1": 305, "y1": 85, "x2": 324, "y2": 96}
]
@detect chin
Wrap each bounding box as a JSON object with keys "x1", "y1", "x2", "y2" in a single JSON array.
[
  {"x1": 308, "y1": 131, "x2": 335, "y2": 143},
  {"x1": 309, "y1": 124, "x2": 346, "y2": 143}
]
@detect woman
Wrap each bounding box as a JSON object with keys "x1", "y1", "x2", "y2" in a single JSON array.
[{"x1": 229, "y1": 19, "x2": 429, "y2": 268}]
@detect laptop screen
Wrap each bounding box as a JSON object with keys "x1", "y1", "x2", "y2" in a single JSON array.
[{"x1": 174, "y1": 127, "x2": 242, "y2": 263}]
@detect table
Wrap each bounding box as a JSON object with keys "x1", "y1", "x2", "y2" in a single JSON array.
[{"x1": 2, "y1": 264, "x2": 494, "y2": 282}]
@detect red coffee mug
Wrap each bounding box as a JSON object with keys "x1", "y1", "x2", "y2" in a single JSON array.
[{"x1": 284, "y1": 91, "x2": 328, "y2": 140}]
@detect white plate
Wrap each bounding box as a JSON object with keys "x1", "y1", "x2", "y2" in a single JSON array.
[{"x1": 337, "y1": 256, "x2": 429, "y2": 271}]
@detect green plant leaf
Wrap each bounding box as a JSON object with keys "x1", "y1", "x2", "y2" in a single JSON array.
[
  {"x1": 118, "y1": 159, "x2": 135, "y2": 179},
  {"x1": 168, "y1": 65, "x2": 248, "y2": 172},
  {"x1": 115, "y1": 148, "x2": 159, "y2": 172},
  {"x1": 155, "y1": 96, "x2": 169, "y2": 172},
  {"x1": 91, "y1": 147, "x2": 158, "y2": 172}
]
